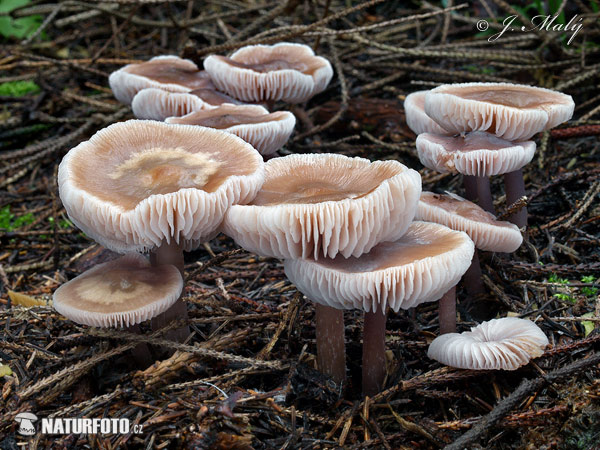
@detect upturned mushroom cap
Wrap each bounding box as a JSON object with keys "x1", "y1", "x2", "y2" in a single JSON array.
[
  {"x1": 109, "y1": 56, "x2": 214, "y2": 105},
  {"x1": 427, "y1": 317, "x2": 548, "y2": 370},
  {"x1": 425, "y1": 82, "x2": 574, "y2": 141},
  {"x1": 58, "y1": 120, "x2": 264, "y2": 253},
  {"x1": 131, "y1": 87, "x2": 243, "y2": 121},
  {"x1": 404, "y1": 91, "x2": 450, "y2": 135},
  {"x1": 223, "y1": 154, "x2": 421, "y2": 260},
  {"x1": 53, "y1": 253, "x2": 183, "y2": 328},
  {"x1": 204, "y1": 43, "x2": 334, "y2": 103},
  {"x1": 166, "y1": 104, "x2": 296, "y2": 155},
  {"x1": 284, "y1": 221, "x2": 474, "y2": 312},
  {"x1": 416, "y1": 131, "x2": 536, "y2": 177},
  {"x1": 416, "y1": 191, "x2": 522, "y2": 252}
]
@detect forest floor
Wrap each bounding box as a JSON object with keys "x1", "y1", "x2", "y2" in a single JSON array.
[{"x1": 1, "y1": 1, "x2": 600, "y2": 449}]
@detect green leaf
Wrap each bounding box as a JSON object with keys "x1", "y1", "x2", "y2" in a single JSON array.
[
  {"x1": 581, "y1": 312, "x2": 596, "y2": 337},
  {"x1": 0, "y1": 364, "x2": 12, "y2": 377},
  {"x1": 0, "y1": 0, "x2": 43, "y2": 40}
]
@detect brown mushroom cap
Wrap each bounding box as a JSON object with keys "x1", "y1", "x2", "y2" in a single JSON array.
[
  {"x1": 427, "y1": 317, "x2": 548, "y2": 370},
  {"x1": 131, "y1": 87, "x2": 244, "y2": 121},
  {"x1": 53, "y1": 253, "x2": 183, "y2": 327},
  {"x1": 416, "y1": 191, "x2": 522, "y2": 252},
  {"x1": 284, "y1": 221, "x2": 474, "y2": 312},
  {"x1": 222, "y1": 154, "x2": 421, "y2": 260},
  {"x1": 203, "y1": 43, "x2": 334, "y2": 103},
  {"x1": 58, "y1": 120, "x2": 264, "y2": 253},
  {"x1": 425, "y1": 82, "x2": 574, "y2": 141},
  {"x1": 416, "y1": 131, "x2": 536, "y2": 176},
  {"x1": 166, "y1": 104, "x2": 296, "y2": 155},
  {"x1": 109, "y1": 56, "x2": 214, "y2": 105},
  {"x1": 404, "y1": 91, "x2": 450, "y2": 135}
]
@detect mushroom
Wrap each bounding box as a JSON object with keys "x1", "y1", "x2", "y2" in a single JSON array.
[
  {"x1": 58, "y1": 119, "x2": 264, "y2": 341},
  {"x1": 165, "y1": 104, "x2": 296, "y2": 156},
  {"x1": 427, "y1": 317, "x2": 548, "y2": 370},
  {"x1": 284, "y1": 221, "x2": 474, "y2": 396},
  {"x1": 424, "y1": 82, "x2": 574, "y2": 141},
  {"x1": 416, "y1": 131, "x2": 536, "y2": 215},
  {"x1": 416, "y1": 191, "x2": 522, "y2": 331},
  {"x1": 53, "y1": 253, "x2": 183, "y2": 328},
  {"x1": 404, "y1": 90, "x2": 450, "y2": 136},
  {"x1": 223, "y1": 153, "x2": 421, "y2": 388},
  {"x1": 109, "y1": 55, "x2": 214, "y2": 105},
  {"x1": 203, "y1": 43, "x2": 333, "y2": 104},
  {"x1": 131, "y1": 87, "x2": 244, "y2": 121},
  {"x1": 423, "y1": 83, "x2": 574, "y2": 227},
  {"x1": 223, "y1": 153, "x2": 421, "y2": 260}
]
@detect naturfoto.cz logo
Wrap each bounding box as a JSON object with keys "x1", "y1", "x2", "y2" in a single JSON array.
[
  {"x1": 15, "y1": 413, "x2": 143, "y2": 436},
  {"x1": 476, "y1": 14, "x2": 584, "y2": 45}
]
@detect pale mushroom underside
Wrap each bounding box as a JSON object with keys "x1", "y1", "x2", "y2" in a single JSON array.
[
  {"x1": 284, "y1": 221, "x2": 475, "y2": 313},
  {"x1": 427, "y1": 317, "x2": 549, "y2": 370},
  {"x1": 416, "y1": 191, "x2": 522, "y2": 252},
  {"x1": 416, "y1": 131, "x2": 536, "y2": 177},
  {"x1": 223, "y1": 153, "x2": 422, "y2": 260}
]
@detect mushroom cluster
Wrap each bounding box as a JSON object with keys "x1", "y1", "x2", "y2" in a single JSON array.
[
  {"x1": 55, "y1": 120, "x2": 264, "y2": 345},
  {"x1": 406, "y1": 82, "x2": 574, "y2": 228},
  {"x1": 109, "y1": 43, "x2": 334, "y2": 157},
  {"x1": 221, "y1": 153, "x2": 480, "y2": 396}
]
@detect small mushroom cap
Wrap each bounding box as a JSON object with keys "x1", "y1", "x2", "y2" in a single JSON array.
[
  {"x1": 166, "y1": 104, "x2": 296, "y2": 155},
  {"x1": 427, "y1": 317, "x2": 548, "y2": 370},
  {"x1": 284, "y1": 221, "x2": 474, "y2": 312},
  {"x1": 425, "y1": 82, "x2": 574, "y2": 141},
  {"x1": 58, "y1": 120, "x2": 264, "y2": 253},
  {"x1": 223, "y1": 154, "x2": 421, "y2": 260},
  {"x1": 416, "y1": 131, "x2": 536, "y2": 176},
  {"x1": 53, "y1": 253, "x2": 183, "y2": 328},
  {"x1": 204, "y1": 43, "x2": 333, "y2": 103},
  {"x1": 109, "y1": 56, "x2": 214, "y2": 105},
  {"x1": 131, "y1": 87, "x2": 244, "y2": 121},
  {"x1": 417, "y1": 191, "x2": 522, "y2": 252},
  {"x1": 404, "y1": 91, "x2": 450, "y2": 135}
]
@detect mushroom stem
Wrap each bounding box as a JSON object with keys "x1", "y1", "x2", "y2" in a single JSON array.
[
  {"x1": 315, "y1": 303, "x2": 346, "y2": 384},
  {"x1": 126, "y1": 324, "x2": 154, "y2": 368},
  {"x1": 476, "y1": 176, "x2": 495, "y2": 214},
  {"x1": 463, "y1": 251, "x2": 486, "y2": 297},
  {"x1": 504, "y1": 168, "x2": 527, "y2": 229},
  {"x1": 362, "y1": 308, "x2": 387, "y2": 397},
  {"x1": 439, "y1": 286, "x2": 457, "y2": 334},
  {"x1": 463, "y1": 175, "x2": 478, "y2": 202},
  {"x1": 150, "y1": 240, "x2": 190, "y2": 342}
]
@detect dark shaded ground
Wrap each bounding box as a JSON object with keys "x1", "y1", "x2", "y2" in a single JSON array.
[{"x1": 1, "y1": 1, "x2": 600, "y2": 448}]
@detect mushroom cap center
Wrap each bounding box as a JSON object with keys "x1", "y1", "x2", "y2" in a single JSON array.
[
  {"x1": 73, "y1": 266, "x2": 154, "y2": 305},
  {"x1": 109, "y1": 147, "x2": 221, "y2": 198},
  {"x1": 252, "y1": 175, "x2": 383, "y2": 206},
  {"x1": 126, "y1": 59, "x2": 210, "y2": 89},
  {"x1": 443, "y1": 85, "x2": 557, "y2": 109}
]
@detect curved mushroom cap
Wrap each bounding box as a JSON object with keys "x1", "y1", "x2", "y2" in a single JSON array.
[
  {"x1": 425, "y1": 82, "x2": 574, "y2": 141},
  {"x1": 204, "y1": 43, "x2": 334, "y2": 103},
  {"x1": 53, "y1": 253, "x2": 183, "y2": 328},
  {"x1": 166, "y1": 104, "x2": 296, "y2": 155},
  {"x1": 417, "y1": 191, "x2": 522, "y2": 252},
  {"x1": 58, "y1": 120, "x2": 264, "y2": 253},
  {"x1": 223, "y1": 154, "x2": 421, "y2": 260},
  {"x1": 131, "y1": 87, "x2": 244, "y2": 121},
  {"x1": 284, "y1": 221, "x2": 474, "y2": 312},
  {"x1": 404, "y1": 91, "x2": 450, "y2": 135},
  {"x1": 109, "y1": 56, "x2": 214, "y2": 105},
  {"x1": 416, "y1": 131, "x2": 536, "y2": 177},
  {"x1": 427, "y1": 317, "x2": 548, "y2": 370}
]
